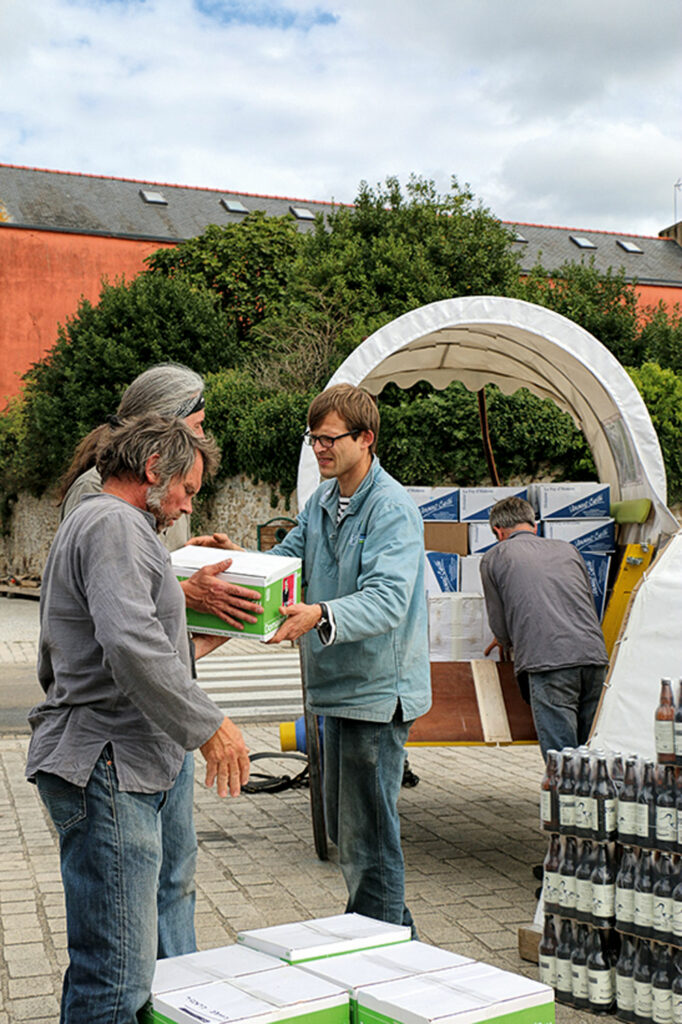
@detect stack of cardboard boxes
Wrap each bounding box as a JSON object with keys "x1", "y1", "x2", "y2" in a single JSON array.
[
  {"x1": 408, "y1": 483, "x2": 613, "y2": 662},
  {"x1": 142, "y1": 913, "x2": 554, "y2": 1024}
]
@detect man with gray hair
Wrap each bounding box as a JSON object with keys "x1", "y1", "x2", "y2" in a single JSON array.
[
  {"x1": 26, "y1": 414, "x2": 250, "y2": 1024},
  {"x1": 480, "y1": 495, "x2": 608, "y2": 759},
  {"x1": 59, "y1": 362, "x2": 263, "y2": 631}
]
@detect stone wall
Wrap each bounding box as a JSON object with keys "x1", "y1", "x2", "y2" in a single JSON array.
[{"x1": 0, "y1": 476, "x2": 298, "y2": 577}]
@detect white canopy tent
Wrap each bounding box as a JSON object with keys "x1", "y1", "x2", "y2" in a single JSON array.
[
  {"x1": 295, "y1": 295, "x2": 681, "y2": 755},
  {"x1": 297, "y1": 295, "x2": 678, "y2": 543}
]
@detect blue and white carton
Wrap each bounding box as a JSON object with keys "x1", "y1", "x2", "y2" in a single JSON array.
[
  {"x1": 467, "y1": 522, "x2": 497, "y2": 554},
  {"x1": 459, "y1": 486, "x2": 528, "y2": 522},
  {"x1": 459, "y1": 555, "x2": 484, "y2": 595},
  {"x1": 406, "y1": 487, "x2": 460, "y2": 522},
  {"x1": 535, "y1": 482, "x2": 610, "y2": 519},
  {"x1": 542, "y1": 518, "x2": 615, "y2": 553},
  {"x1": 425, "y1": 552, "x2": 459, "y2": 597},
  {"x1": 580, "y1": 551, "x2": 611, "y2": 621}
]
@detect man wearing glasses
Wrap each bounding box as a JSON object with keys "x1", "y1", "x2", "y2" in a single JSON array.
[{"x1": 199, "y1": 383, "x2": 430, "y2": 933}]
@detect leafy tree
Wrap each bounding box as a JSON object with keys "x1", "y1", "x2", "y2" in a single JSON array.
[
  {"x1": 145, "y1": 213, "x2": 303, "y2": 358},
  {"x1": 17, "y1": 273, "x2": 232, "y2": 493},
  {"x1": 636, "y1": 303, "x2": 682, "y2": 375},
  {"x1": 628, "y1": 363, "x2": 682, "y2": 502}
]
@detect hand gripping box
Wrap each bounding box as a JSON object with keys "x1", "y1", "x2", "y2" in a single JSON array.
[
  {"x1": 534, "y1": 482, "x2": 610, "y2": 519},
  {"x1": 170, "y1": 546, "x2": 302, "y2": 641},
  {"x1": 238, "y1": 914, "x2": 411, "y2": 965},
  {"x1": 425, "y1": 552, "x2": 459, "y2": 597},
  {"x1": 140, "y1": 945, "x2": 281, "y2": 1024},
  {"x1": 540, "y1": 518, "x2": 615, "y2": 553},
  {"x1": 459, "y1": 487, "x2": 528, "y2": 523},
  {"x1": 147, "y1": 965, "x2": 348, "y2": 1024},
  {"x1": 298, "y1": 942, "x2": 474, "y2": 1024},
  {"x1": 355, "y1": 962, "x2": 554, "y2": 1024},
  {"x1": 406, "y1": 487, "x2": 460, "y2": 522}
]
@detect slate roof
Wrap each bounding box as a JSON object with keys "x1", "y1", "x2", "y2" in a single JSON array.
[{"x1": 1, "y1": 163, "x2": 681, "y2": 287}]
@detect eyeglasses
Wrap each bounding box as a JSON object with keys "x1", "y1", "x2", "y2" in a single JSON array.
[{"x1": 302, "y1": 430, "x2": 360, "y2": 449}]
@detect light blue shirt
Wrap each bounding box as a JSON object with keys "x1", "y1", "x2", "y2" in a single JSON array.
[{"x1": 271, "y1": 458, "x2": 432, "y2": 723}]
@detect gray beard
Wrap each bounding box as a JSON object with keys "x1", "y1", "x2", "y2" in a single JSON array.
[{"x1": 146, "y1": 481, "x2": 172, "y2": 532}]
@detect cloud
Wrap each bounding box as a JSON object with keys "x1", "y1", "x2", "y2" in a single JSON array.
[{"x1": 0, "y1": 0, "x2": 680, "y2": 234}]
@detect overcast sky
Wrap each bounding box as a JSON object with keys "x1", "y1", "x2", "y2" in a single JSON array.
[{"x1": 1, "y1": 0, "x2": 680, "y2": 235}]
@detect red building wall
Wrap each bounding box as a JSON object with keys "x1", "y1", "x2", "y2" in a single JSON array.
[{"x1": 0, "y1": 227, "x2": 168, "y2": 405}]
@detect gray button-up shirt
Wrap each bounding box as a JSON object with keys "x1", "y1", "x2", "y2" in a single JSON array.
[
  {"x1": 26, "y1": 494, "x2": 223, "y2": 793},
  {"x1": 480, "y1": 530, "x2": 608, "y2": 675}
]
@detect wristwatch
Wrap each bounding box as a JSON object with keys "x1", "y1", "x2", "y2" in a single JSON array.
[{"x1": 315, "y1": 602, "x2": 333, "y2": 644}]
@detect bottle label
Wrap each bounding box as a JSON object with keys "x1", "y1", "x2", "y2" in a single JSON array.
[
  {"x1": 672, "y1": 992, "x2": 682, "y2": 1024},
  {"x1": 657, "y1": 807, "x2": 677, "y2": 843},
  {"x1": 675, "y1": 719, "x2": 682, "y2": 755},
  {"x1": 575, "y1": 796, "x2": 593, "y2": 833},
  {"x1": 635, "y1": 890, "x2": 654, "y2": 928},
  {"x1": 558, "y1": 874, "x2": 576, "y2": 910},
  {"x1": 618, "y1": 799, "x2": 637, "y2": 835},
  {"x1": 559, "y1": 793, "x2": 575, "y2": 829},
  {"x1": 656, "y1": 719, "x2": 675, "y2": 755},
  {"x1": 538, "y1": 953, "x2": 556, "y2": 988},
  {"x1": 653, "y1": 894, "x2": 673, "y2": 936},
  {"x1": 544, "y1": 869, "x2": 560, "y2": 908},
  {"x1": 572, "y1": 962, "x2": 589, "y2": 999},
  {"x1": 588, "y1": 966, "x2": 615, "y2": 1003},
  {"x1": 556, "y1": 956, "x2": 573, "y2": 993},
  {"x1": 616, "y1": 973, "x2": 634, "y2": 1012},
  {"x1": 594, "y1": 797, "x2": 617, "y2": 834},
  {"x1": 592, "y1": 882, "x2": 615, "y2": 920},
  {"x1": 616, "y1": 885, "x2": 635, "y2": 924},
  {"x1": 672, "y1": 901, "x2": 682, "y2": 940},
  {"x1": 576, "y1": 877, "x2": 592, "y2": 915},
  {"x1": 653, "y1": 987, "x2": 673, "y2": 1024},
  {"x1": 636, "y1": 802, "x2": 653, "y2": 839},
  {"x1": 635, "y1": 978, "x2": 654, "y2": 1016},
  {"x1": 540, "y1": 790, "x2": 551, "y2": 828}
]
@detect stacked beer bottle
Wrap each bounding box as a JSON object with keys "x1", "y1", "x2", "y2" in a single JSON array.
[{"x1": 538, "y1": 677, "x2": 682, "y2": 1020}]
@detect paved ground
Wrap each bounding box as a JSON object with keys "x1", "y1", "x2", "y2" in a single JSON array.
[{"x1": 0, "y1": 595, "x2": 603, "y2": 1023}]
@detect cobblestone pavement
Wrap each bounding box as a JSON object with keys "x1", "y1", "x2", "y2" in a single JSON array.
[{"x1": 0, "y1": 724, "x2": 606, "y2": 1024}]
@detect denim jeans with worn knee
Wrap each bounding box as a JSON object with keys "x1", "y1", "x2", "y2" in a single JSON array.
[
  {"x1": 528, "y1": 664, "x2": 607, "y2": 761},
  {"x1": 36, "y1": 748, "x2": 197, "y2": 1024},
  {"x1": 323, "y1": 706, "x2": 415, "y2": 935}
]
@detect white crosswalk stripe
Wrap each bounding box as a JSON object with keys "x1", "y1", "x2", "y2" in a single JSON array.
[{"x1": 195, "y1": 648, "x2": 303, "y2": 722}]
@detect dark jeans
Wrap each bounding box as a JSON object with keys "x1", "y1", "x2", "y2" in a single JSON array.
[
  {"x1": 36, "y1": 749, "x2": 197, "y2": 1024},
  {"x1": 528, "y1": 664, "x2": 607, "y2": 760},
  {"x1": 323, "y1": 706, "x2": 416, "y2": 935}
]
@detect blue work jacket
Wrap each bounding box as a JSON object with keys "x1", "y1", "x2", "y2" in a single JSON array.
[{"x1": 271, "y1": 458, "x2": 431, "y2": 723}]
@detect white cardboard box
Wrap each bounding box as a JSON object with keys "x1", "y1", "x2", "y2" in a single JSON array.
[
  {"x1": 406, "y1": 487, "x2": 460, "y2": 522},
  {"x1": 467, "y1": 523, "x2": 497, "y2": 554},
  {"x1": 534, "y1": 482, "x2": 610, "y2": 519},
  {"x1": 540, "y1": 517, "x2": 615, "y2": 553},
  {"x1": 459, "y1": 487, "x2": 528, "y2": 523},
  {"x1": 147, "y1": 967, "x2": 348, "y2": 1024},
  {"x1": 458, "y1": 556, "x2": 484, "y2": 595},
  {"x1": 356, "y1": 962, "x2": 554, "y2": 1024},
  {"x1": 299, "y1": 943, "x2": 474, "y2": 1024},
  {"x1": 170, "y1": 546, "x2": 302, "y2": 641},
  {"x1": 581, "y1": 550, "x2": 611, "y2": 621},
  {"x1": 425, "y1": 552, "x2": 460, "y2": 597},
  {"x1": 238, "y1": 914, "x2": 411, "y2": 964},
  {"x1": 428, "y1": 594, "x2": 495, "y2": 662},
  {"x1": 146, "y1": 944, "x2": 279, "y2": 1005}
]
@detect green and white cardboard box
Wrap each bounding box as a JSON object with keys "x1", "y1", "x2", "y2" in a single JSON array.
[
  {"x1": 355, "y1": 962, "x2": 554, "y2": 1024},
  {"x1": 147, "y1": 965, "x2": 348, "y2": 1024},
  {"x1": 140, "y1": 944, "x2": 281, "y2": 1024},
  {"x1": 170, "y1": 546, "x2": 302, "y2": 641},
  {"x1": 297, "y1": 942, "x2": 474, "y2": 1024},
  {"x1": 238, "y1": 914, "x2": 411, "y2": 965}
]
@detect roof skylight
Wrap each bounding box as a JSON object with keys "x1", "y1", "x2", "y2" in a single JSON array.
[
  {"x1": 617, "y1": 239, "x2": 644, "y2": 254},
  {"x1": 513, "y1": 232, "x2": 528, "y2": 243},
  {"x1": 289, "y1": 205, "x2": 315, "y2": 221},
  {"x1": 221, "y1": 198, "x2": 249, "y2": 214},
  {"x1": 139, "y1": 189, "x2": 167, "y2": 205},
  {"x1": 569, "y1": 235, "x2": 597, "y2": 250}
]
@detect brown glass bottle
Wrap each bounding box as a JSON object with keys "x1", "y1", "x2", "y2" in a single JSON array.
[
  {"x1": 540, "y1": 749, "x2": 561, "y2": 832},
  {"x1": 635, "y1": 760, "x2": 657, "y2": 849},
  {"x1": 592, "y1": 754, "x2": 617, "y2": 842},
  {"x1": 542, "y1": 834, "x2": 562, "y2": 915},
  {"x1": 616, "y1": 934, "x2": 637, "y2": 1023},
  {"x1": 538, "y1": 914, "x2": 558, "y2": 989},
  {"x1": 656, "y1": 678, "x2": 676, "y2": 765},
  {"x1": 618, "y1": 756, "x2": 639, "y2": 847},
  {"x1": 587, "y1": 927, "x2": 616, "y2": 1015}
]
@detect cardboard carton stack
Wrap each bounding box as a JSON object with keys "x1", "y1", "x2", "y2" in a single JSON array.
[{"x1": 141, "y1": 914, "x2": 554, "y2": 1024}]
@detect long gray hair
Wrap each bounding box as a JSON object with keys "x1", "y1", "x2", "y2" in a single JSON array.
[{"x1": 96, "y1": 413, "x2": 220, "y2": 486}]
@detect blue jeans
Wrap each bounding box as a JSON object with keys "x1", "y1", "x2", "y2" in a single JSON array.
[
  {"x1": 323, "y1": 706, "x2": 415, "y2": 935},
  {"x1": 528, "y1": 664, "x2": 607, "y2": 760},
  {"x1": 36, "y1": 749, "x2": 197, "y2": 1024}
]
